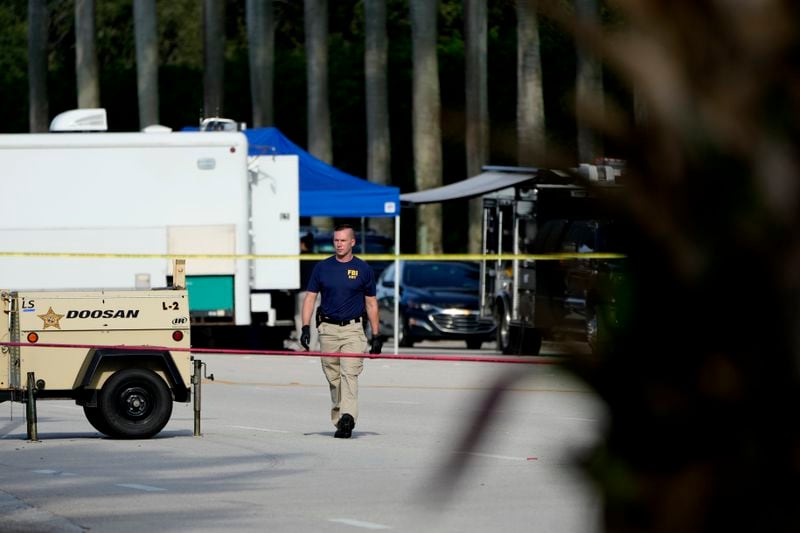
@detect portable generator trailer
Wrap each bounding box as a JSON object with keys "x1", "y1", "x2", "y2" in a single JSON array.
[
  {"x1": 0, "y1": 261, "x2": 210, "y2": 440},
  {"x1": 0, "y1": 108, "x2": 300, "y2": 349}
]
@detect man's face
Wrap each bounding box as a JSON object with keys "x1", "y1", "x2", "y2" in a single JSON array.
[{"x1": 333, "y1": 228, "x2": 356, "y2": 257}]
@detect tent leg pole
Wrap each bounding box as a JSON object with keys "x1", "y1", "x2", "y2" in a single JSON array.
[
  {"x1": 394, "y1": 214, "x2": 400, "y2": 355},
  {"x1": 361, "y1": 217, "x2": 366, "y2": 254}
]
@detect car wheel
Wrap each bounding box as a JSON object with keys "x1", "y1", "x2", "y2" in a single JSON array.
[
  {"x1": 98, "y1": 368, "x2": 173, "y2": 439},
  {"x1": 83, "y1": 406, "x2": 113, "y2": 437},
  {"x1": 466, "y1": 339, "x2": 483, "y2": 350},
  {"x1": 398, "y1": 314, "x2": 415, "y2": 347}
]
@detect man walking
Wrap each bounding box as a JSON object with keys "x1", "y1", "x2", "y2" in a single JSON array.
[{"x1": 300, "y1": 224, "x2": 382, "y2": 438}]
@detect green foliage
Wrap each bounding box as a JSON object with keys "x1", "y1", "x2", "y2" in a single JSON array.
[
  {"x1": 158, "y1": 0, "x2": 202, "y2": 67},
  {"x1": 0, "y1": 1, "x2": 27, "y2": 82},
  {"x1": 96, "y1": 0, "x2": 135, "y2": 70},
  {"x1": 0, "y1": 0, "x2": 28, "y2": 132}
]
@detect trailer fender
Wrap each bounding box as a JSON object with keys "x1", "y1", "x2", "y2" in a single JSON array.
[{"x1": 79, "y1": 349, "x2": 189, "y2": 402}]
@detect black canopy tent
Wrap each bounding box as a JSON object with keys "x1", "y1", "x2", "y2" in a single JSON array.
[{"x1": 400, "y1": 167, "x2": 538, "y2": 205}]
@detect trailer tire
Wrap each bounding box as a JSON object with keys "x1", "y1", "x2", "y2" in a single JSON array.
[
  {"x1": 98, "y1": 369, "x2": 173, "y2": 439},
  {"x1": 587, "y1": 304, "x2": 611, "y2": 356},
  {"x1": 83, "y1": 406, "x2": 113, "y2": 437},
  {"x1": 496, "y1": 302, "x2": 513, "y2": 355},
  {"x1": 519, "y1": 327, "x2": 543, "y2": 356},
  {"x1": 501, "y1": 322, "x2": 543, "y2": 356}
]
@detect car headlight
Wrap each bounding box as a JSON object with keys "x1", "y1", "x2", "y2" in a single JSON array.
[{"x1": 407, "y1": 300, "x2": 435, "y2": 311}]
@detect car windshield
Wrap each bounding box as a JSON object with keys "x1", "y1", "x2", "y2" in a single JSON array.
[{"x1": 403, "y1": 263, "x2": 479, "y2": 290}]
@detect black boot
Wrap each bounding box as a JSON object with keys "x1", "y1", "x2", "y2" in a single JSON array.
[{"x1": 334, "y1": 413, "x2": 355, "y2": 438}]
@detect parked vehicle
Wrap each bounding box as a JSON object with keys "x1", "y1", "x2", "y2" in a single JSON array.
[
  {"x1": 0, "y1": 108, "x2": 300, "y2": 348},
  {"x1": 481, "y1": 163, "x2": 626, "y2": 355},
  {"x1": 533, "y1": 217, "x2": 627, "y2": 353},
  {"x1": 376, "y1": 261, "x2": 496, "y2": 349},
  {"x1": 1, "y1": 261, "x2": 194, "y2": 439}
]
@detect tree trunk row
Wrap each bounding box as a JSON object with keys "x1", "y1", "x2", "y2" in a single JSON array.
[{"x1": 28, "y1": 1, "x2": 599, "y2": 254}]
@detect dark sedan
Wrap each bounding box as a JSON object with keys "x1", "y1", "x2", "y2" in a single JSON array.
[{"x1": 376, "y1": 261, "x2": 496, "y2": 349}]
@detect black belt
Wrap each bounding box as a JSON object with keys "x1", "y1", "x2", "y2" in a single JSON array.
[{"x1": 319, "y1": 315, "x2": 363, "y2": 326}]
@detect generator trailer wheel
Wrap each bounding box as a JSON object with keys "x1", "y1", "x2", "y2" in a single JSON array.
[
  {"x1": 83, "y1": 406, "x2": 114, "y2": 437},
  {"x1": 97, "y1": 368, "x2": 173, "y2": 439}
]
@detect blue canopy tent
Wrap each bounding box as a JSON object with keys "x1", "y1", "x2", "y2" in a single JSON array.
[
  {"x1": 242, "y1": 127, "x2": 403, "y2": 353},
  {"x1": 244, "y1": 127, "x2": 399, "y2": 218}
]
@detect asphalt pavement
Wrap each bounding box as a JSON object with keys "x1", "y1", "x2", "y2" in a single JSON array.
[{"x1": 0, "y1": 341, "x2": 605, "y2": 532}]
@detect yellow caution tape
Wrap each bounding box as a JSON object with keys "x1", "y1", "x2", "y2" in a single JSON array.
[{"x1": 0, "y1": 251, "x2": 625, "y2": 261}]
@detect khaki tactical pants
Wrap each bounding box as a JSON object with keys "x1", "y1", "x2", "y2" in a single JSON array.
[{"x1": 318, "y1": 321, "x2": 367, "y2": 427}]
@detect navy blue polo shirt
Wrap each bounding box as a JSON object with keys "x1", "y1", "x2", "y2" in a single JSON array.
[{"x1": 307, "y1": 256, "x2": 376, "y2": 321}]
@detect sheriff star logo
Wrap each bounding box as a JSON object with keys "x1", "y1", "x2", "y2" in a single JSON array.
[{"x1": 38, "y1": 307, "x2": 64, "y2": 330}]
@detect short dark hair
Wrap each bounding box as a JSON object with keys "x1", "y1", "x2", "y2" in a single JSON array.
[{"x1": 334, "y1": 223, "x2": 354, "y2": 233}]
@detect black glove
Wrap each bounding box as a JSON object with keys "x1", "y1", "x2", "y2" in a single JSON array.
[
  {"x1": 300, "y1": 325, "x2": 311, "y2": 351},
  {"x1": 369, "y1": 336, "x2": 383, "y2": 355}
]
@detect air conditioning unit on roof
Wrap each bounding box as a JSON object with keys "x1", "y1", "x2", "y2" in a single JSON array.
[{"x1": 49, "y1": 108, "x2": 108, "y2": 132}]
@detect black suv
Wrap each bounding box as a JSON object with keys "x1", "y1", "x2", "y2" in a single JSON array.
[{"x1": 533, "y1": 217, "x2": 626, "y2": 352}]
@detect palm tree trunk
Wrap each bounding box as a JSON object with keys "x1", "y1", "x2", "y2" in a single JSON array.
[
  {"x1": 304, "y1": 0, "x2": 333, "y2": 230},
  {"x1": 203, "y1": 0, "x2": 225, "y2": 117},
  {"x1": 304, "y1": 0, "x2": 332, "y2": 162},
  {"x1": 465, "y1": 0, "x2": 488, "y2": 254},
  {"x1": 364, "y1": 0, "x2": 392, "y2": 237},
  {"x1": 575, "y1": 0, "x2": 603, "y2": 163},
  {"x1": 134, "y1": 0, "x2": 159, "y2": 129},
  {"x1": 27, "y1": 0, "x2": 48, "y2": 132},
  {"x1": 516, "y1": 0, "x2": 544, "y2": 166},
  {"x1": 410, "y1": 0, "x2": 443, "y2": 254},
  {"x1": 75, "y1": 0, "x2": 100, "y2": 108},
  {"x1": 246, "y1": 0, "x2": 275, "y2": 127}
]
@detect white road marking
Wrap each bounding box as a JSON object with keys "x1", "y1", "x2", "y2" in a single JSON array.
[
  {"x1": 227, "y1": 424, "x2": 289, "y2": 434},
  {"x1": 328, "y1": 518, "x2": 391, "y2": 530},
  {"x1": 33, "y1": 470, "x2": 78, "y2": 476},
  {"x1": 44, "y1": 404, "x2": 81, "y2": 411},
  {"x1": 116, "y1": 483, "x2": 166, "y2": 492},
  {"x1": 458, "y1": 452, "x2": 529, "y2": 462}
]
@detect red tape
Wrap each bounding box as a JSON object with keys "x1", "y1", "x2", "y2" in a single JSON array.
[{"x1": 0, "y1": 341, "x2": 557, "y2": 365}]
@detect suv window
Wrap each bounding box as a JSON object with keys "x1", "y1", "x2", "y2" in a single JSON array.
[
  {"x1": 596, "y1": 221, "x2": 624, "y2": 252},
  {"x1": 562, "y1": 221, "x2": 599, "y2": 253},
  {"x1": 560, "y1": 220, "x2": 624, "y2": 254},
  {"x1": 533, "y1": 219, "x2": 569, "y2": 253}
]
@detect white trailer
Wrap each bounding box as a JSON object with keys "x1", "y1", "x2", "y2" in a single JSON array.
[{"x1": 0, "y1": 109, "x2": 299, "y2": 344}]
